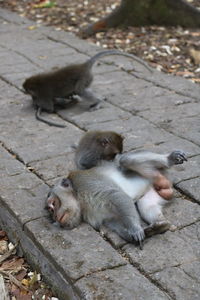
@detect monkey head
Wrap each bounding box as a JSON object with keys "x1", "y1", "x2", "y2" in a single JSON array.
[
  {"x1": 97, "y1": 132, "x2": 124, "y2": 160},
  {"x1": 22, "y1": 77, "x2": 38, "y2": 97},
  {"x1": 75, "y1": 131, "x2": 124, "y2": 169},
  {"x1": 46, "y1": 178, "x2": 81, "y2": 228}
]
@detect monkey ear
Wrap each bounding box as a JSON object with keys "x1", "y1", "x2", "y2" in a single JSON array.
[{"x1": 61, "y1": 178, "x2": 71, "y2": 188}]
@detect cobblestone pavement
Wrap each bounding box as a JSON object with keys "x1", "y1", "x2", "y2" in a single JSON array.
[{"x1": 0, "y1": 8, "x2": 200, "y2": 300}]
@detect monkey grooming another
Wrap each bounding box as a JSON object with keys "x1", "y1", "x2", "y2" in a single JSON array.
[
  {"x1": 47, "y1": 148, "x2": 187, "y2": 248},
  {"x1": 75, "y1": 130, "x2": 124, "y2": 169},
  {"x1": 23, "y1": 49, "x2": 152, "y2": 127},
  {"x1": 74, "y1": 130, "x2": 174, "y2": 200}
]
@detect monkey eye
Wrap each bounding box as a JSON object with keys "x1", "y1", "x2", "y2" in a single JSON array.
[
  {"x1": 101, "y1": 139, "x2": 109, "y2": 147},
  {"x1": 61, "y1": 178, "x2": 70, "y2": 187}
]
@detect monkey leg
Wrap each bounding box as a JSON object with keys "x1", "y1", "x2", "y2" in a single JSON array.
[
  {"x1": 144, "y1": 221, "x2": 171, "y2": 238},
  {"x1": 137, "y1": 188, "x2": 171, "y2": 237},
  {"x1": 79, "y1": 88, "x2": 102, "y2": 110},
  {"x1": 108, "y1": 191, "x2": 145, "y2": 247},
  {"x1": 137, "y1": 188, "x2": 168, "y2": 224},
  {"x1": 104, "y1": 219, "x2": 143, "y2": 249},
  {"x1": 35, "y1": 96, "x2": 54, "y2": 112},
  {"x1": 54, "y1": 97, "x2": 78, "y2": 108}
]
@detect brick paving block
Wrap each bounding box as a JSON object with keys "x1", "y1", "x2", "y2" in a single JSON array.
[
  {"x1": 0, "y1": 145, "x2": 26, "y2": 176},
  {"x1": 0, "y1": 148, "x2": 48, "y2": 223},
  {"x1": 131, "y1": 135, "x2": 200, "y2": 157},
  {"x1": 29, "y1": 52, "x2": 88, "y2": 71},
  {"x1": 85, "y1": 115, "x2": 171, "y2": 144},
  {"x1": 93, "y1": 74, "x2": 154, "y2": 112},
  {"x1": 164, "y1": 116, "x2": 200, "y2": 146},
  {"x1": 92, "y1": 62, "x2": 118, "y2": 74},
  {"x1": 25, "y1": 219, "x2": 126, "y2": 281},
  {"x1": 30, "y1": 152, "x2": 76, "y2": 182},
  {"x1": 170, "y1": 154, "x2": 200, "y2": 184},
  {"x1": 75, "y1": 264, "x2": 170, "y2": 300},
  {"x1": 151, "y1": 261, "x2": 200, "y2": 300},
  {"x1": 0, "y1": 8, "x2": 33, "y2": 25},
  {"x1": 58, "y1": 102, "x2": 132, "y2": 130},
  {"x1": 123, "y1": 224, "x2": 200, "y2": 275},
  {"x1": 139, "y1": 100, "x2": 200, "y2": 126},
  {"x1": 0, "y1": 62, "x2": 39, "y2": 76},
  {"x1": 99, "y1": 226, "x2": 127, "y2": 249},
  {"x1": 0, "y1": 180, "x2": 49, "y2": 224},
  {"x1": 1, "y1": 116, "x2": 82, "y2": 164},
  {"x1": 133, "y1": 69, "x2": 200, "y2": 100},
  {"x1": 46, "y1": 30, "x2": 100, "y2": 56},
  {"x1": 164, "y1": 197, "x2": 200, "y2": 228},
  {"x1": 176, "y1": 177, "x2": 200, "y2": 204},
  {"x1": 93, "y1": 69, "x2": 138, "y2": 85}
]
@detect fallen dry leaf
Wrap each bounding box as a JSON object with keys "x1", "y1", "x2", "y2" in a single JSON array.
[
  {"x1": 0, "y1": 231, "x2": 7, "y2": 239},
  {"x1": 0, "y1": 257, "x2": 24, "y2": 273},
  {"x1": 0, "y1": 240, "x2": 8, "y2": 254},
  {"x1": 189, "y1": 48, "x2": 200, "y2": 64}
]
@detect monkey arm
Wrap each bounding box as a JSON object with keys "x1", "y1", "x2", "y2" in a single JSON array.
[{"x1": 118, "y1": 150, "x2": 187, "y2": 179}]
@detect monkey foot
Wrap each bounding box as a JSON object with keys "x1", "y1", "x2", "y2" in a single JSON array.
[{"x1": 144, "y1": 221, "x2": 171, "y2": 238}]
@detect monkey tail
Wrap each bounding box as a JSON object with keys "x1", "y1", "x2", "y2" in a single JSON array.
[
  {"x1": 86, "y1": 49, "x2": 152, "y2": 73},
  {"x1": 36, "y1": 107, "x2": 66, "y2": 128}
]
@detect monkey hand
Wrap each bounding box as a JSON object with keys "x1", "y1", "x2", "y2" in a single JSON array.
[
  {"x1": 168, "y1": 150, "x2": 187, "y2": 166},
  {"x1": 130, "y1": 225, "x2": 145, "y2": 249},
  {"x1": 153, "y1": 174, "x2": 173, "y2": 200}
]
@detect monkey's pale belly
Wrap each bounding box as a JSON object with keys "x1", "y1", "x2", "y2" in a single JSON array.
[{"x1": 103, "y1": 168, "x2": 150, "y2": 200}]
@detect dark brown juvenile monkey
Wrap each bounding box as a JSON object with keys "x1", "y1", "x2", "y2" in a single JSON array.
[
  {"x1": 23, "y1": 49, "x2": 152, "y2": 127},
  {"x1": 47, "y1": 148, "x2": 187, "y2": 248},
  {"x1": 75, "y1": 130, "x2": 124, "y2": 169}
]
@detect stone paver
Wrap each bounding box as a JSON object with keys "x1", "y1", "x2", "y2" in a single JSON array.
[{"x1": 0, "y1": 8, "x2": 200, "y2": 300}]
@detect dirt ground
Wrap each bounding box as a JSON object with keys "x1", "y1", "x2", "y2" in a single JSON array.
[{"x1": 2, "y1": 0, "x2": 200, "y2": 82}]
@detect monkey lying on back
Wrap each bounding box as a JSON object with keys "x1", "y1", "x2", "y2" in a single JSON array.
[
  {"x1": 23, "y1": 49, "x2": 152, "y2": 127},
  {"x1": 47, "y1": 131, "x2": 187, "y2": 248},
  {"x1": 47, "y1": 149, "x2": 187, "y2": 248}
]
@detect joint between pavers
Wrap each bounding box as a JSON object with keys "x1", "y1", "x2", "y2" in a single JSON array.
[
  {"x1": 175, "y1": 185, "x2": 200, "y2": 204},
  {"x1": 131, "y1": 72, "x2": 200, "y2": 101},
  {"x1": 0, "y1": 140, "x2": 25, "y2": 165},
  {"x1": 118, "y1": 248, "x2": 175, "y2": 299},
  {"x1": 56, "y1": 113, "x2": 86, "y2": 131},
  {"x1": 73, "y1": 262, "x2": 127, "y2": 284},
  {"x1": 46, "y1": 36, "x2": 87, "y2": 56},
  {"x1": 175, "y1": 175, "x2": 200, "y2": 185},
  {"x1": 0, "y1": 42, "x2": 42, "y2": 69},
  {"x1": 176, "y1": 220, "x2": 200, "y2": 231},
  {"x1": 22, "y1": 215, "x2": 47, "y2": 231},
  {"x1": 0, "y1": 140, "x2": 50, "y2": 187},
  {"x1": 0, "y1": 74, "x2": 22, "y2": 92}
]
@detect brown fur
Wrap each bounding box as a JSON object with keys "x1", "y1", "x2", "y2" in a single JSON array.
[{"x1": 75, "y1": 131, "x2": 124, "y2": 169}]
